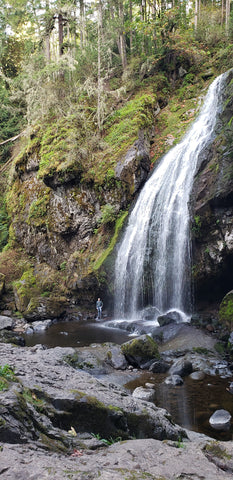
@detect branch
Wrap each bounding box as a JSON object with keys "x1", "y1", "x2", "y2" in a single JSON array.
[{"x1": 0, "y1": 132, "x2": 23, "y2": 146}]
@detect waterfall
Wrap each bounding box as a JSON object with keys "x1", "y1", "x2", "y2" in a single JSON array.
[{"x1": 114, "y1": 73, "x2": 225, "y2": 326}]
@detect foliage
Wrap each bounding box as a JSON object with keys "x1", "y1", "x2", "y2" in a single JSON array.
[
  {"x1": 0, "y1": 364, "x2": 15, "y2": 391},
  {"x1": 99, "y1": 204, "x2": 117, "y2": 226},
  {"x1": 91, "y1": 432, "x2": 122, "y2": 445},
  {"x1": 92, "y1": 210, "x2": 128, "y2": 271},
  {"x1": 105, "y1": 93, "x2": 156, "y2": 153}
]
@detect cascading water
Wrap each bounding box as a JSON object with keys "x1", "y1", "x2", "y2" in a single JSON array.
[{"x1": 114, "y1": 73, "x2": 225, "y2": 327}]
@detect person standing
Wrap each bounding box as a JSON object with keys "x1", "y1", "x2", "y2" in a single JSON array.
[{"x1": 96, "y1": 298, "x2": 103, "y2": 320}]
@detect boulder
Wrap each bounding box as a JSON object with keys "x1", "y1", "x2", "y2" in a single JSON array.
[
  {"x1": 0, "y1": 315, "x2": 13, "y2": 331},
  {"x1": 209, "y1": 409, "x2": 232, "y2": 431},
  {"x1": 105, "y1": 345, "x2": 128, "y2": 370},
  {"x1": 121, "y1": 335, "x2": 160, "y2": 368},
  {"x1": 169, "y1": 358, "x2": 193, "y2": 377},
  {"x1": 190, "y1": 371, "x2": 205, "y2": 381},
  {"x1": 149, "y1": 359, "x2": 170, "y2": 373},
  {"x1": 132, "y1": 386, "x2": 155, "y2": 402}
]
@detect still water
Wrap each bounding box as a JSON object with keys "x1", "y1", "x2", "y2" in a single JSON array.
[
  {"x1": 24, "y1": 319, "x2": 130, "y2": 348},
  {"x1": 23, "y1": 319, "x2": 233, "y2": 441}
]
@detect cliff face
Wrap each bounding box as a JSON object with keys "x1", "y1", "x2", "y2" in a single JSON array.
[
  {"x1": 191, "y1": 69, "x2": 233, "y2": 308},
  {"x1": 3, "y1": 113, "x2": 153, "y2": 318}
]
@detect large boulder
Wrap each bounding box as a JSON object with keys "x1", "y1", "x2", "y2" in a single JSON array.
[{"x1": 121, "y1": 335, "x2": 160, "y2": 368}]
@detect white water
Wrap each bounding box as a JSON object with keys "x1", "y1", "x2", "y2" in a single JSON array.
[{"x1": 114, "y1": 74, "x2": 225, "y2": 325}]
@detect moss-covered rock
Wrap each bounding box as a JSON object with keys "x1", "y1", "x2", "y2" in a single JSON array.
[
  {"x1": 121, "y1": 335, "x2": 160, "y2": 367},
  {"x1": 219, "y1": 291, "x2": 233, "y2": 332}
]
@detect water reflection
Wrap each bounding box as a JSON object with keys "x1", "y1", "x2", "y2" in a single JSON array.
[
  {"x1": 24, "y1": 319, "x2": 130, "y2": 348},
  {"x1": 125, "y1": 372, "x2": 233, "y2": 441}
]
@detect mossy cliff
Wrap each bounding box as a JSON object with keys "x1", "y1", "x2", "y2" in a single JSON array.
[
  {"x1": 0, "y1": 86, "x2": 159, "y2": 318},
  {"x1": 0, "y1": 55, "x2": 232, "y2": 320}
]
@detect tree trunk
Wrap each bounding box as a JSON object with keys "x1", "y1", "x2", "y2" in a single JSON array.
[
  {"x1": 118, "y1": 0, "x2": 127, "y2": 70},
  {"x1": 97, "y1": 0, "x2": 103, "y2": 131},
  {"x1": 80, "y1": 0, "x2": 86, "y2": 49},
  {"x1": 225, "y1": 0, "x2": 230, "y2": 33},
  {"x1": 58, "y1": 12, "x2": 64, "y2": 56},
  {"x1": 129, "y1": 0, "x2": 133, "y2": 54}
]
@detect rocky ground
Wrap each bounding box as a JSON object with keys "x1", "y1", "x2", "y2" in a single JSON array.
[{"x1": 0, "y1": 321, "x2": 233, "y2": 480}]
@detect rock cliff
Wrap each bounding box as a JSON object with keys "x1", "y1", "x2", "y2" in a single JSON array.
[{"x1": 191, "y1": 69, "x2": 233, "y2": 313}]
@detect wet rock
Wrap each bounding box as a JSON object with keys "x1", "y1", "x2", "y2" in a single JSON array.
[
  {"x1": 227, "y1": 382, "x2": 233, "y2": 394},
  {"x1": 30, "y1": 319, "x2": 53, "y2": 332},
  {"x1": 0, "y1": 315, "x2": 13, "y2": 330},
  {"x1": 164, "y1": 374, "x2": 183, "y2": 386},
  {"x1": 157, "y1": 310, "x2": 184, "y2": 326},
  {"x1": 190, "y1": 371, "x2": 205, "y2": 381},
  {"x1": 149, "y1": 359, "x2": 170, "y2": 373},
  {"x1": 169, "y1": 358, "x2": 193, "y2": 377},
  {"x1": 209, "y1": 409, "x2": 232, "y2": 431}
]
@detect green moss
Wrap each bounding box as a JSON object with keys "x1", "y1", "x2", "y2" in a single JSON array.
[
  {"x1": 22, "y1": 388, "x2": 46, "y2": 413},
  {"x1": 28, "y1": 189, "x2": 50, "y2": 225},
  {"x1": 92, "y1": 210, "x2": 128, "y2": 271},
  {"x1": 192, "y1": 347, "x2": 210, "y2": 355},
  {"x1": 121, "y1": 335, "x2": 160, "y2": 360},
  {"x1": 38, "y1": 116, "x2": 84, "y2": 182},
  {"x1": 105, "y1": 92, "x2": 156, "y2": 152}
]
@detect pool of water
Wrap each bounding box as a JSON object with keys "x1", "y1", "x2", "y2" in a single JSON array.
[
  {"x1": 125, "y1": 372, "x2": 233, "y2": 441},
  {"x1": 24, "y1": 319, "x2": 131, "y2": 348}
]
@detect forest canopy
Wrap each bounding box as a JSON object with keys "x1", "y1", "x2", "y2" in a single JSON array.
[{"x1": 0, "y1": 0, "x2": 232, "y2": 162}]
